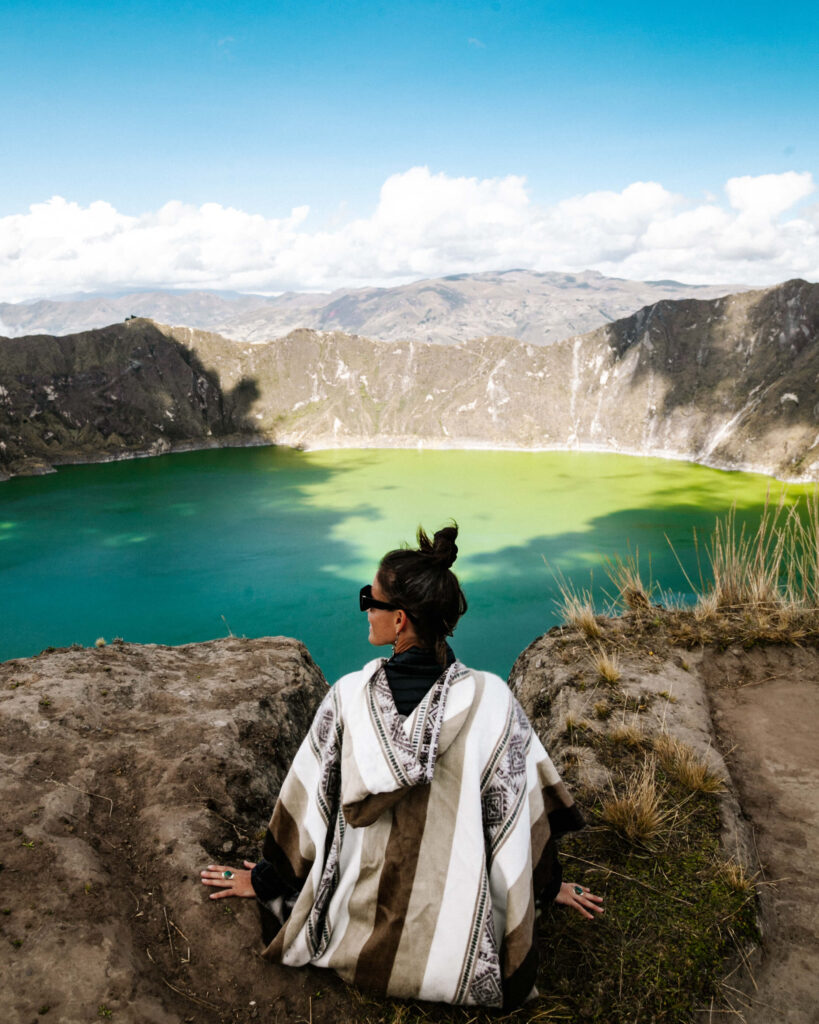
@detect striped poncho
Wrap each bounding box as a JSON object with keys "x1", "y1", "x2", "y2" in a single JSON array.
[{"x1": 260, "y1": 657, "x2": 583, "y2": 1008}]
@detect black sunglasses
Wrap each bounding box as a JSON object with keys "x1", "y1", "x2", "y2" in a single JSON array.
[{"x1": 359, "y1": 584, "x2": 398, "y2": 612}]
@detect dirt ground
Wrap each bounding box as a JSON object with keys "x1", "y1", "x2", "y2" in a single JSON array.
[
  {"x1": 702, "y1": 646, "x2": 819, "y2": 1024},
  {"x1": 0, "y1": 637, "x2": 357, "y2": 1024},
  {"x1": 2, "y1": 633, "x2": 818, "y2": 1023}
]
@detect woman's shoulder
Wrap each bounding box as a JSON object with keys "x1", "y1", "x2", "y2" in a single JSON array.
[
  {"x1": 456, "y1": 663, "x2": 512, "y2": 697},
  {"x1": 453, "y1": 663, "x2": 521, "y2": 720},
  {"x1": 331, "y1": 657, "x2": 386, "y2": 693}
]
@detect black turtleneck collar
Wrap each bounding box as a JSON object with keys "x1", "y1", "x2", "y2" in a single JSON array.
[{"x1": 384, "y1": 643, "x2": 456, "y2": 717}]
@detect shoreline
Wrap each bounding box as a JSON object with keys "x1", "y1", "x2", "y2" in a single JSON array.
[{"x1": 2, "y1": 431, "x2": 816, "y2": 485}]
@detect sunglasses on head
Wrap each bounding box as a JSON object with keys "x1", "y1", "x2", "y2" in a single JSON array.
[{"x1": 359, "y1": 584, "x2": 398, "y2": 612}]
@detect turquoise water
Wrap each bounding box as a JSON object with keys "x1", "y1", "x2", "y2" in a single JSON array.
[{"x1": 0, "y1": 446, "x2": 810, "y2": 681}]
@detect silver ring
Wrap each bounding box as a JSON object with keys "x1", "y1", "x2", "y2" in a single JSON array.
[
  {"x1": 573, "y1": 885, "x2": 584, "y2": 896},
  {"x1": 223, "y1": 870, "x2": 234, "y2": 879}
]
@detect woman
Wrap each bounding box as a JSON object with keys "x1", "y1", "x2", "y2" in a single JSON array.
[{"x1": 201, "y1": 524, "x2": 602, "y2": 1008}]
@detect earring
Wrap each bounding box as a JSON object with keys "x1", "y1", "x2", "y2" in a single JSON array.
[{"x1": 392, "y1": 628, "x2": 400, "y2": 656}]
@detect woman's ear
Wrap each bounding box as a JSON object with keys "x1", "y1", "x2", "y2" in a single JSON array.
[{"x1": 394, "y1": 609, "x2": 407, "y2": 633}]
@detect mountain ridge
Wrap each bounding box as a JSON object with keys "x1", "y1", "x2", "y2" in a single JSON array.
[
  {"x1": 1, "y1": 279, "x2": 817, "y2": 482},
  {"x1": 0, "y1": 269, "x2": 745, "y2": 347}
]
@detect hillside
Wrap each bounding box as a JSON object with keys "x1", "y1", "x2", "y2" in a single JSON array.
[
  {"x1": 0, "y1": 270, "x2": 740, "y2": 346},
  {"x1": 1, "y1": 279, "x2": 817, "y2": 481}
]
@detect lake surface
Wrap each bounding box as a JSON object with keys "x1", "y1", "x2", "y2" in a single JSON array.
[{"x1": 0, "y1": 446, "x2": 811, "y2": 681}]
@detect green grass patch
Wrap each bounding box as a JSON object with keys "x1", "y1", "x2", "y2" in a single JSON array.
[{"x1": 530, "y1": 739, "x2": 758, "y2": 1023}]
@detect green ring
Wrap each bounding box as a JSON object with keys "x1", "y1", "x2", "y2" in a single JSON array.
[
  {"x1": 223, "y1": 870, "x2": 234, "y2": 879},
  {"x1": 574, "y1": 885, "x2": 584, "y2": 896}
]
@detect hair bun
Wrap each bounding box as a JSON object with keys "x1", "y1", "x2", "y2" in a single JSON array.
[{"x1": 417, "y1": 523, "x2": 459, "y2": 569}]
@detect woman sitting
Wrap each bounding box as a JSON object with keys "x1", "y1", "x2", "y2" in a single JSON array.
[{"x1": 201, "y1": 523, "x2": 602, "y2": 1008}]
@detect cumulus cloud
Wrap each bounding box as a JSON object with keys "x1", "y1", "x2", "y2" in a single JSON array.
[{"x1": 0, "y1": 168, "x2": 816, "y2": 301}]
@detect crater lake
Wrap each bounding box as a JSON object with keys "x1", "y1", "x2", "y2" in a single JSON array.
[{"x1": 1, "y1": 446, "x2": 812, "y2": 681}]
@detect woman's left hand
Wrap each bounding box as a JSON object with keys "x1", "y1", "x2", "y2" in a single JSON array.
[
  {"x1": 200, "y1": 860, "x2": 257, "y2": 899},
  {"x1": 554, "y1": 881, "x2": 604, "y2": 919}
]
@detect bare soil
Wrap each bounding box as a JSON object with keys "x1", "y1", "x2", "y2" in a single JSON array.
[
  {"x1": 0, "y1": 637, "x2": 354, "y2": 1024},
  {"x1": 702, "y1": 646, "x2": 819, "y2": 1024}
]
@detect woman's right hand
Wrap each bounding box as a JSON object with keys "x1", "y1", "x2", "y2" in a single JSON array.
[{"x1": 200, "y1": 860, "x2": 257, "y2": 899}]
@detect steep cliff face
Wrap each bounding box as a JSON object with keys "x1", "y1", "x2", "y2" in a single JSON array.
[
  {"x1": 0, "y1": 321, "x2": 263, "y2": 479},
  {"x1": 1, "y1": 279, "x2": 818, "y2": 481}
]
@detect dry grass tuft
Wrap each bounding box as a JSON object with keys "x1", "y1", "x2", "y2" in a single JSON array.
[
  {"x1": 693, "y1": 591, "x2": 720, "y2": 622},
  {"x1": 548, "y1": 565, "x2": 604, "y2": 638},
  {"x1": 561, "y1": 592, "x2": 603, "y2": 637},
  {"x1": 593, "y1": 644, "x2": 622, "y2": 683},
  {"x1": 564, "y1": 712, "x2": 592, "y2": 737},
  {"x1": 609, "y1": 722, "x2": 646, "y2": 750},
  {"x1": 600, "y1": 757, "x2": 674, "y2": 842},
  {"x1": 715, "y1": 857, "x2": 757, "y2": 894},
  {"x1": 653, "y1": 733, "x2": 724, "y2": 793},
  {"x1": 604, "y1": 548, "x2": 651, "y2": 610},
  {"x1": 708, "y1": 497, "x2": 787, "y2": 607},
  {"x1": 673, "y1": 491, "x2": 819, "y2": 633}
]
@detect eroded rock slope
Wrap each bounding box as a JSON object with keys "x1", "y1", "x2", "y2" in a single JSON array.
[{"x1": 1, "y1": 279, "x2": 817, "y2": 480}]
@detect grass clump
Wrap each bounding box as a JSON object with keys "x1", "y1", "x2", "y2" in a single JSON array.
[
  {"x1": 592, "y1": 644, "x2": 621, "y2": 683},
  {"x1": 608, "y1": 722, "x2": 646, "y2": 750},
  {"x1": 604, "y1": 547, "x2": 652, "y2": 611},
  {"x1": 671, "y1": 490, "x2": 819, "y2": 643},
  {"x1": 548, "y1": 564, "x2": 604, "y2": 638},
  {"x1": 599, "y1": 757, "x2": 675, "y2": 843},
  {"x1": 564, "y1": 712, "x2": 592, "y2": 739},
  {"x1": 560, "y1": 590, "x2": 602, "y2": 638},
  {"x1": 715, "y1": 857, "x2": 757, "y2": 895},
  {"x1": 653, "y1": 733, "x2": 724, "y2": 794}
]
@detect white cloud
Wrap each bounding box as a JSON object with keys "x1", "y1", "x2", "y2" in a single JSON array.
[
  {"x1": 725, "y1": 171, "x2": 814, "y2": 218},
  {"x1": 0, "y1": 168, "x2": 816, "y2": 301}
]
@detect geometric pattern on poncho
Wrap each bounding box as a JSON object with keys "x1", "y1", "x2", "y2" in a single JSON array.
[
  {"x1": 307, "y1": 690, "x2": 342, "y2": 825},
  {"x1": 454, "y1": 870, "x2": 503, "y2": 1007},
  {"x1": 481, "y1": 698, "x2": 532, "y2": 861},
  {"x1": 305, "y1": 689, "x2": 345, "y2": 955},
  {"x1": 367, "y1": 659, "x2": 467, "y2": 788}
]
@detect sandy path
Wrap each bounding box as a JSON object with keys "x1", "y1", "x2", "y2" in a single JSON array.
[{"x1": 710, "y1": 669, "x2": 819, "y2": 1024}]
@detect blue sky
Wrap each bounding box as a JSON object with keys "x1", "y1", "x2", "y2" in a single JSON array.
[{"x1": 1, "y1": 0, "x2": 817, "y2": 297}]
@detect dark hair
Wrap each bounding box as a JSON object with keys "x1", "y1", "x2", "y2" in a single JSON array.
[{"x1": 377, "y1": 522, "x2": 468, "y2": 665}]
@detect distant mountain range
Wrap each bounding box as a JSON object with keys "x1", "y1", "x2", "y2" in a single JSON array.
[
  {"x1": 1, "y1": 279, "x2": 817, "y2": 482},
  {"x1": 0, "y1": 269, "x2": 744, "y2": 347}
]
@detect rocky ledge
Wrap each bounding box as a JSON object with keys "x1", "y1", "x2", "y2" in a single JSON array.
[
  {"x1": 1, "y1": 628, "x2": 816, "y2": 1023},
  {"x1": 0, "y1": 637, "x2": 328, "y2": 1024}
]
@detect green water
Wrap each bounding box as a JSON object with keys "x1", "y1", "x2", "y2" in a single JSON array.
[{"x1": 0, "y1": 446, "x2": 811, "y2": 681}]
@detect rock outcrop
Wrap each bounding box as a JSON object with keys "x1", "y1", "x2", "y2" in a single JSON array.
[
  {"x1": 510, "y1": 621, "x2": 819, "y2": 1024},
  {"x1": 0, "y1": 637, "x2": 328, "y2": 1024},
  {"x1": 2, "y1": 279, "x2": 818, "y2": 481}
]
